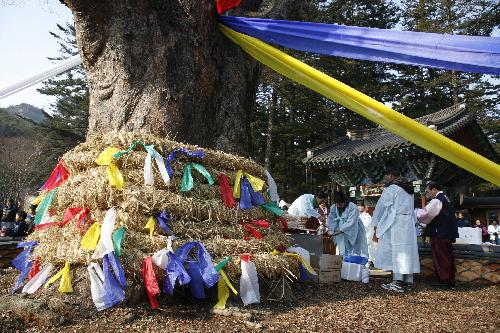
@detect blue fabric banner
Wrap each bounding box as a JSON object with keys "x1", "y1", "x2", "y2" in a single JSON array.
[
  {"x1": 165, "y1": 148, "x2": 205, "y2": 179},
  {"x1": 106, "y1": 252, "x2": 127, "y2": 289},
  {"x1": 219, "y1": 16, "x2": 500, "y2": 75},
  {"x1": 156, "y1": 208, "x2": 175, "y2": 236},
  {"x1": 102, "y1": 255, "x2": 126, "y2": 307},
  {"x1": 12, "y1": 242, "x2": 37, "y2": 292}
]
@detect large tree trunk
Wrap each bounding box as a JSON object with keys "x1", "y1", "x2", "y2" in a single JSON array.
[
  {"x1": 64, "y1": 0, "x2": 310, "y2": 155},
  {"x1": 65, "y1": 0, "x2": 256, "y2": 155}
]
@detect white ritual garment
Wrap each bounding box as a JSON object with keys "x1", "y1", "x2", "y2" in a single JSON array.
[
  {"x1": 327, "y1": 202, "x2": 368, "y2": 257},
  {"x1": 360, "y1": 212, "x2": 376, "y2": 261},
  {"x1": 372, "y1": 184, "x2": 420, "y2": 274},
  {"x1": 287, "y1": 194, "x2": 320, "y2": 218}
]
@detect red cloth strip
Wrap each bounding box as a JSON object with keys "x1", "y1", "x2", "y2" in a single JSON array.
[
  {"x1": 34, "y1": 222, "x2": 60, "y2": 230},
  {"x1": 218, "y1": 174, "x2": 236, "y2": 208},
  {"x1": 249, "y1": 220, "x2": 270, "y2": 228},
  {"x1": 277, "y1": 217, "x2": 288, "y2": 231},
  {"x1": 141, "y1": 257, "x2": 160, "y2": 309},
  {"x1": 216, "y1": 0, "x2": 241, "y2": 15},
  {"x1": 28, "y1": 256, "x2": 40, "y2": 280},
  {"x1": 40, "y1": 160, "x2": 69, "y2": 192},
  {"x1": 60, "y1": 207, "x2": 84, "y2": 227},
  {"x1": 241, "y1": 223, "x2": 264, "y2": 240}
]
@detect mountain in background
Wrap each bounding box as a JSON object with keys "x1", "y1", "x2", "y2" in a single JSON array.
[
  {"x1": 0, "y1": 105, "x2": 42, "y2": 138},
  {"x1": 1, "y1": 103, "x2": 52, "y2": 124}
]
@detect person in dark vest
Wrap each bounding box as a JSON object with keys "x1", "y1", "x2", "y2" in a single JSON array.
[{"x1": 416, "y1": 181, "x2": 459, "y2": 288}]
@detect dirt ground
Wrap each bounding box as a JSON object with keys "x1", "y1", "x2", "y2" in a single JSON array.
[{"x1": 0, "y1": 269, "x2": 498, "y2": 333}]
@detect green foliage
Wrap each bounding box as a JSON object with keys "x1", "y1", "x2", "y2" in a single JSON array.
[{"x1": 37, "y1": 22, "x2": 89, "y2": 142}]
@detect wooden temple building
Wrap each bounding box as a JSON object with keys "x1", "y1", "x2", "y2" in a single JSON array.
[{"x1": 304, "y1": 104, "x2": 499, "y2": 209}]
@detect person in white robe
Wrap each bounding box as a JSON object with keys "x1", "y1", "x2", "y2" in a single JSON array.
[
  {"x1": 372, "y1": 164, "x2": 420, "y2": 293},
  {"x1": 358, "y1": 202, "x2": 376, "y2": 265},
  {"x1": 287, "y1": 192, "x2": 327, "y2": 218},
  {"x1": 327, "y1": 192, "x2": 368, "y2": 257}
]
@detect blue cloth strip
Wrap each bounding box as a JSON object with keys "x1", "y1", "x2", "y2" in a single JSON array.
[
  {"x1": 174, "y1": 241, "x2": 219, "y2": 288},
  {"x1": 165, "y1": 148, "x2": 205, "y2": 179},
  {"x1": 239, "y1": 176, "x2": 252, "y2": 210},
  {"x1": 219, "y1": 16, "x2": 500, "y2": 75},
  {"x1": 156, "y1": 209, "x2": 175, "y2": 236},
  {"x1": 163, "y1": 252, "x2": 191, "y2": 295},
  {"x1": 102, "y1": 255, "x2": 125, "y2": 307},
  {"x1": 188, "y1": 262, "x2": 206, "y2": 299},
  {"x1": 106, "y1": 252, "x2": 127, "y2": 289}
]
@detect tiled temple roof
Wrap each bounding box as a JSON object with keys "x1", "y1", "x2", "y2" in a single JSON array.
[{"x1": 305, "y1": 104, "x2": 488, "y2": 168}]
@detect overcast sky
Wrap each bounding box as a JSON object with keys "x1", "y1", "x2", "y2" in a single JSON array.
[{"x1": 0, "y1": 0, "x2": 74, "y2": 111}]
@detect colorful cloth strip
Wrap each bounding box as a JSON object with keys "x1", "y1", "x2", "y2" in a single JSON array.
[
  {"x1": 219, "y1": 16, "x2": 500, "y2": 75},
  {"x1": 218, "y1": 25, "x2": 500, "y2": 185}
]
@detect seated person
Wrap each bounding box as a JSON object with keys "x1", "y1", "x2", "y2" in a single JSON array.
[
  {"x1": 456, "y1": 211, "x2": 471, "y2": 228},
  {"x1": 12, "y1": 211, "x2": 29, "y2": 237},
  {"x1": 0, "y1": 221, "x2": 14, "y2": 237}
]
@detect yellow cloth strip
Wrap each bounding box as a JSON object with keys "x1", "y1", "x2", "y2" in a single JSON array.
[
  {"x1": 232, "y1": 170, "x2": 266, "y2": 199},
  {"x1": 96, "y1": 147, "x2": 124, "y2": 190},
  {"x1": 45, "y1": 261, "x2": 73, "y2": 293},
  {"x1": 81, "y1": 222, "x2": 101, "y2": 251},
  {"x1": 219, "y1": 24, "x2": 500, "y2": 185},
  {"x1": 96, "y1": 147, "x2": 121, "y2": 165},
  {"x1": 144, "y1": 216, "x2": 156, "y2": 239},
  {"x1": 106, "y1": 163, "x2": 124, "y2": 190},
  {"x1": 271, "y1": 250, "x2": 316, "y2": 275},
  {"x1": 31, "y1": 192, "x2": 47, "y2": 206},
  {"x1": 219, "y1": 269, "x2": 238, "y2": 295},
  {"x1": 214, "y1": 277, "x2": 229, "y2": 309}
]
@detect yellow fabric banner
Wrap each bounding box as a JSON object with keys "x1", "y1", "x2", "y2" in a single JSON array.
[
  {"x1": 106, "y1": 163, "x2": 124, "y2": 190},
  {"x1": 214, "y1": 276, "x2": 229, "y2": 309},
  {"x1": 232, "y1": 170, "x2": 266, "y2": 199},
  {"x1": 219, "y1": 25, "x2": 500, "y2": 185},
  {"x1": 96, "y1": 147, "x2": 125, "y2": 190},
  {"x1": 271, "y1": 249, "x2": 316, "y2": 275},
  {"x1": 96, "y1": 147, "x2": 121, "y2": 166},
  {"x1": 213, "y1": 269, "x2": 238, "y2": 309},
  {"x1": 81, "y1": 222, "x2": 101, "y2": 251},
  {"x1": 144, "y1": 216, "x2": 156, "y2": 239},
  {"x1": 45, "y1": 261, "x2": 73, "y2": 293},
  {"x1": 31, "y1": 192, "x2": 47, "y2": 206},
  {"x1": 219, "y1": 269, "x2": 238, "y2": 295}
]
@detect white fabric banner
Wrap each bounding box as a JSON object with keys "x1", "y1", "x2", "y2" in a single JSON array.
[{"x1": 0, "y1": 55, "x2": 83, "y2": 100}]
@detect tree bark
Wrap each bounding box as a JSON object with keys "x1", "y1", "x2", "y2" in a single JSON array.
[
  {"x1": 64, "y1": 0, "x2": 260, "y2": 155},
  {"x1": 264, "y1": 88, "x2": 277, "y2": 169}
]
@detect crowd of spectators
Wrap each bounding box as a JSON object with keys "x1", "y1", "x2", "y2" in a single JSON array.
[{"x1": 0, "y1": 198, "x2": 35, "y2": 238}]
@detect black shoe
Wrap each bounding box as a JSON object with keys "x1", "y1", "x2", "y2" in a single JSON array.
[{"x1": 404, "y1": 282, "x2": 414, "y2": 291}]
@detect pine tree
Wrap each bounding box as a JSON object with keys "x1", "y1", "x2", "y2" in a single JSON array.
[
  {"x1": 251, "y1": 0, "x2": 402, "y2": 200},
  {"x1": 395, "y1": 0, "x2": 500, "y2": 134},
  {"x1": 37, "y1": 22, "x2": 89, "y2": 143}
]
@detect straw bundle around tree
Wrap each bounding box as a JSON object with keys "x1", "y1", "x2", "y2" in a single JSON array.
[{"x1": 28, "y1": 131, "x2": 296, "y2": 284}]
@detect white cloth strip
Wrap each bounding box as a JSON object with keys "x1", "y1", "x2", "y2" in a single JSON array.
[{"x1": 0, "y1": 55, "x2": 82, "y2": 100}]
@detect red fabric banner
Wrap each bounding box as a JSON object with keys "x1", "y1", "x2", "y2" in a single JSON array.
[
  {"x1": 60, "y1": 207, "x2": 84, "y2": 227},
  {"x1": 277, "y1": 217, "x2": 288, "y2": 231},
  {"x1": 216, "y1": 0, "x2": 241, "y2": 15},
  {"x1": 141, "y1": 257, "x2": 161, "y2": 309},
  {"x1": 241, "y1": 223, "x2": 264, "y2": 240},
  {"x1": 249, "y1": 220, "x2": 270, "y2": 228},
  {"x1": 40, "y1": 160, "x2": 69, "y2": 192},
  {"x1": 34, "y1": 222, "x2": 59, "y2": 230},
  {"x1": 28, "y1": 256, "x2": 40, "y2": 280},
  {"x1": 218, "y1": 174, "x2": 236, "y2": 208}
]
